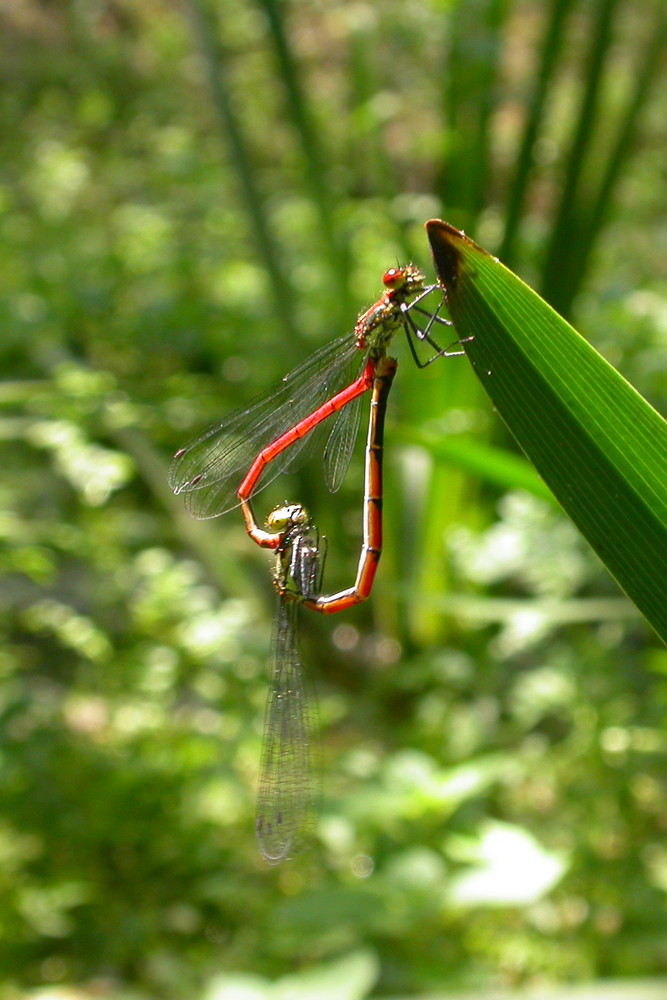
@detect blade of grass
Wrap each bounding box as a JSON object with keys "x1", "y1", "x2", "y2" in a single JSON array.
[
  {"x1": 411, "y1": 464, "x2": 471, "y2": 644},
  {"x1": 437, "y1": 0, "x2": 510, "y2": 232},
  {"x1": 574, "y1": 5, "x2": 667, "y2": 293},
  {"x1": 347, "y1": 27, "x2": 401, "y2": 203},
  {"x1": 413, "y1": 593, "x2": 638, "y2": 627},
  {"x1": 186, "y1": 0, "x2": 298, "y2": 341},
  {"x1": 539, "y1": 0, "x2": 621, "y2": 315},
  {"x1": 395, "y1": 338, "x2": 483, "y2": 644},
  {"x1": 256, "y1": 0, "x2": 350, "y2": 310},
  {"x1": 499, "y1": 0, "x2": 576, "y2": 266},
  {"x1": 394, "y1": 426, "x2": 557, "y2": 504},
  {"x1": 427, "y1": 218, "x2": 667, "y2": 644}
]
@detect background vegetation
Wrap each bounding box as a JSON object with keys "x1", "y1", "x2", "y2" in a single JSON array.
[{"x1": 1, "y1": 0, "x2": 666, "y2": 997}]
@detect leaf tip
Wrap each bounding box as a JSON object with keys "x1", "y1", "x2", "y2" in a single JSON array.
[{"x1": 425, "y1": 219, "x2": 492, "y2": 293}]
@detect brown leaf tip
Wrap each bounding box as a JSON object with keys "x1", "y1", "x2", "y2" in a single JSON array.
[{"x1": 425, "y1": 219, "x2": 489, "y2": 291}]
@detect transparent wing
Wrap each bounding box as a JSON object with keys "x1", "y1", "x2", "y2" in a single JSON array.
[
  {"x1": 255, "y1": 598, "x2": 318, "y2": 864},
  {"x1": 168, "y1": 333, "x2": 365, "y2": 519},
  {"x1": 322, "y1": 391, "x2": 364, "y2": 493}
]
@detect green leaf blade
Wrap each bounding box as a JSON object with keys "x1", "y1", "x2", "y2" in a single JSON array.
[{"x1": 427, "y1": 218, "x2": 667, "y2": 643}]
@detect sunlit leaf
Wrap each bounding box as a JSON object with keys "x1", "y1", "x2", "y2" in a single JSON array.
[{"x1": 427, "y1": 219, "x2": 667, "y2": 644}]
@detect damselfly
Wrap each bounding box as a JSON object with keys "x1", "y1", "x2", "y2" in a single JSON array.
[
  {"x1": 169, "y1": 267, "x2": 455, "y2": 522},
  {"x1": 253, "y1": 358, "x2": 397, "y2": 863}
]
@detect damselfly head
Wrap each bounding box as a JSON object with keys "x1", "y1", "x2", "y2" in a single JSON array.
[
  {"x1": 382, "y1": 264, "x2": 425, "y2": 294},
  {"x1": 266, "y1": 502, "x2": 309, "y2": 533}
]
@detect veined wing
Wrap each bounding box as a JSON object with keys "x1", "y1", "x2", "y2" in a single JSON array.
[
  {"x1": 168, "y1": 333, "x2": 364, "y2": 519},
  {"x1": 323, "y1": 391, "x2": 364, "y2": 493},
  {"x1": 255, "y1": 598, "x2": 317, "y2": 864}
]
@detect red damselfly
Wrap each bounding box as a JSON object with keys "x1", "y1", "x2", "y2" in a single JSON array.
[
  {"x1": 253, "y1": 358, "x2": 396, "y2": 863},
  {"x1": 169, "y1": 266, "x2": 456, "y2": 522}
]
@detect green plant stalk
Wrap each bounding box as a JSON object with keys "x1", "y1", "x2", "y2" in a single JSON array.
[
  {"x1": 427, "y1": 219, "x2": 667, "y2": 644},
  {"x1": 438, "y1": 0, "x2": 510, "y2": 232},
  {"x1": 410, "y1": 463, "x2": 470, "y2": 645},
  {"x1": 347, "y1": 29, "x2": 400, "y2": 204},
  {"x1": 499, "y1": 0, "x2": 576, "y2": 265},
  {"x1": 399, "y1": 352, "x2": 485, "y2": 644},
  {"x1": 256, "y1": 0, "x2": 350, "y2": 306},
  {"x1": 540, "y1": 0, "x2": 621, "y2": 315},
  {"x1": 393, "y1": 426, "x2": 556, "y2": 504},
  {"x1": 186, "y1": 0, "x2": 298, "y2": 341},
  {"x1": 575, "y1": 7, "x2": 667, "y2": 292}
]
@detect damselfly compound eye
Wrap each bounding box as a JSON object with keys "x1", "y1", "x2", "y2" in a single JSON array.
[
  {"x1": 382, "y1": 267, "x2": 405, "y2": 289},
  {"x1": 266, "y1": 503, "x2": 309, "y2": 531}
]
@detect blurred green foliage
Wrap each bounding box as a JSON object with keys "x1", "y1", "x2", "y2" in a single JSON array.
[{"x1": 1, "y1": 1, "x2": 666, "y2": 998}]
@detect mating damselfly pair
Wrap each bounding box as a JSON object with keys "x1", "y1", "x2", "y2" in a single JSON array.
[{"x1": 169, "y1": 240, "x2": 466, "y2": 863}]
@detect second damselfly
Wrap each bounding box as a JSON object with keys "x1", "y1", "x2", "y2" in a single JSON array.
[{"x1": 252, "y1": 358, "x2": 397, "y2": 863}]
